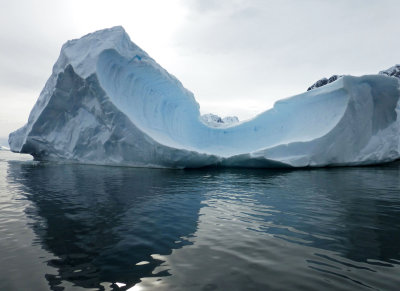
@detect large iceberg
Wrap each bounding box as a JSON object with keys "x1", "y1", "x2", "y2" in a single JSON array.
[{"x1": 9, "y1": 27, "x2": 400, "y2": 168}]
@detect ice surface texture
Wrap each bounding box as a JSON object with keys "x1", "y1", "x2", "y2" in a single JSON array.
[{"x1": 9, "y1": 27, "x2": 400, "y2": 168}]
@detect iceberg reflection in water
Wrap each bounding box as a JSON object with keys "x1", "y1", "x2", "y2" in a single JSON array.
[{"x1": 1, "y1": 151, "x2": 400, "y2": 290}]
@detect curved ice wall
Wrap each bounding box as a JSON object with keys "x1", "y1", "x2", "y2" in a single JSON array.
[{"x1": 9, "y1": 27, "x2": 400, "y2": 168}]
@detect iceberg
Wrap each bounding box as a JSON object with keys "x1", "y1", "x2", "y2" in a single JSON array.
[{"x1": 9, "y1": 27, "x2": 400, "y2": 168}]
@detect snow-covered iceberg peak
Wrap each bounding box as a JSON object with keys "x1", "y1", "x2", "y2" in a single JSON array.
[{"x1": 9, "y1": 27, "x2": 400, "y2": 168}]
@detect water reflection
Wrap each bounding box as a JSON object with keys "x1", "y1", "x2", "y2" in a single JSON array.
[
  {"x1": 135, "y1": 165, "x2": 400, "y2": 290},
  {"x1": 8, "y1": 162, "x2": 209, "y2": 290},
  {"x1": 6, "y1": 158, "x2": 400, "y2": 290},
  {"x1": 239, "y1": 166, "x2": 400, "y2": 263}
]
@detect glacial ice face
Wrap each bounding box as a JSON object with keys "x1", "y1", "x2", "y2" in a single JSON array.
[{"x1": 9, "y1": 26, "x2": 400, "y2": 168}]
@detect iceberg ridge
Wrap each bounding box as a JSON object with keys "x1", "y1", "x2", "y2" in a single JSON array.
[{"x1": 9, "y1": 27, "x2": 400, "y2": 168}]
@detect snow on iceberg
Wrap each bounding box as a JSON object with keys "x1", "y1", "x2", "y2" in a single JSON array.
[{"x1": 8, "y1": 27, "x2": 400, "y2": 168}]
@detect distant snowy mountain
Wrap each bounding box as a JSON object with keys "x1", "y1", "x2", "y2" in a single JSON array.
[
  {"x1": 307, "y1": 75, "x2": 343, "y2": 91},
  {"x1": 307, "y1": 64, "x2": 400, "y2": 92},
  {"x1": 200, "y1": 113, "x2": 239, "y2": 128},
  {"x1": 8, "y1": 27, "x2": 400, "y2": 168},
  {"x1": 379, "y1": 64, "x2": 400, "y2": 78},
  {"x1": 222, "y1": 116, "x2": 240, "y2": 125}
]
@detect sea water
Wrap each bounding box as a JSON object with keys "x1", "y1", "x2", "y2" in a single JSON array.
[{"x1": 1, "y1": 150, "x2": 400, "y2": 290}]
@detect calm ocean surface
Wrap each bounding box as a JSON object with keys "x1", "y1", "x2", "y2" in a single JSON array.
[{"x1": 1, "y1": 150, "x2": 400, "y2": 290}]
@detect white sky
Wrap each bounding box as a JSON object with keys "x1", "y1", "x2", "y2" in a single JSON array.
[{"x1": 1, "y1": 0, "x2": 400, "y2": 141}]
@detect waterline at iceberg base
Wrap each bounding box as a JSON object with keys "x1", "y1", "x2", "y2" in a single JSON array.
[{"x1": 9, "y1": 26, "x2": 400, "y2": 168}]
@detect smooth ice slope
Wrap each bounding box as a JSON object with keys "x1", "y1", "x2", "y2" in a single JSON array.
[{"x1": 9, "y1": 27, "x2": 400, "y2": 168}]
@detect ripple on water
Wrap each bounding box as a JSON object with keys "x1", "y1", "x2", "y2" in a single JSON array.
[{"x1": 1, "y1": 151, "x2": 400, "y2": 290}]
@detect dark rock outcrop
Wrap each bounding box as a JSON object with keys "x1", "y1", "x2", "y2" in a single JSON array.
[
  {"x1": 379, "y1": 64, "x2": 400, "y2": 78},
  {"x1": 307, "y1": 75, "x2": 343, "y2": 91}
]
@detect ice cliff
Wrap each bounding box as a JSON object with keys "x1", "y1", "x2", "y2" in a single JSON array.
[{"x1": 9, "y1": 27, "x2": 400, "y2": 168}]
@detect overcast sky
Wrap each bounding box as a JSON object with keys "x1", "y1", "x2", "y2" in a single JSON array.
[{"x1": 1, "y1": 0, "x2": 400, "y2": 141}]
